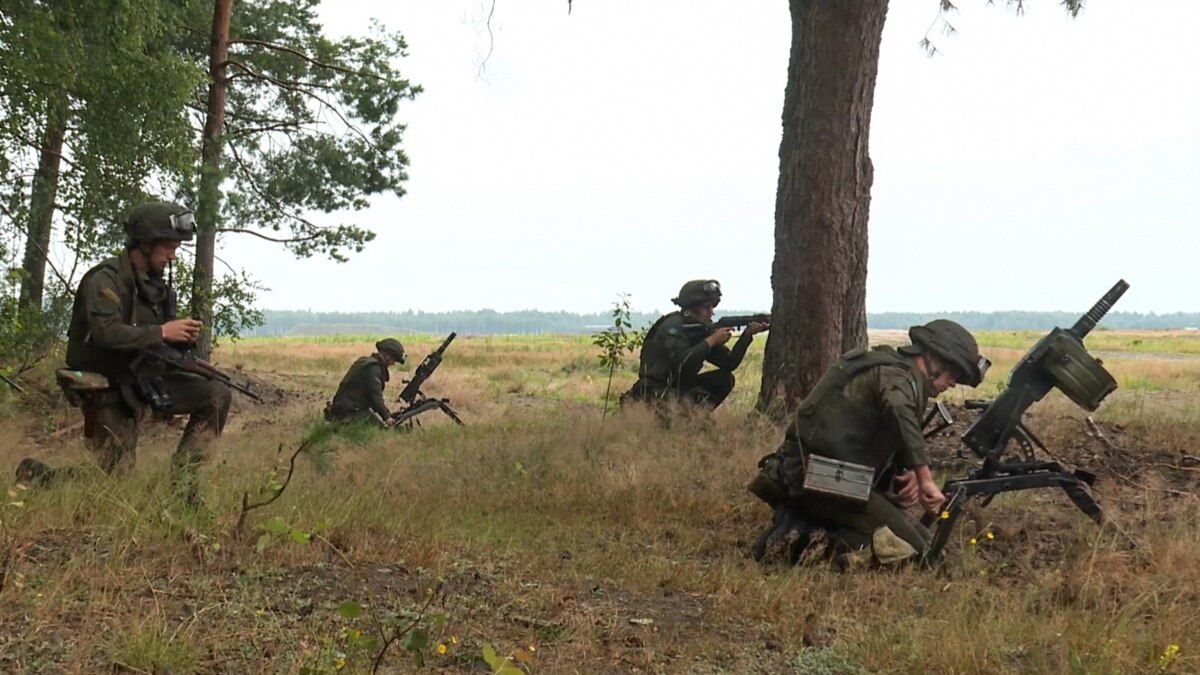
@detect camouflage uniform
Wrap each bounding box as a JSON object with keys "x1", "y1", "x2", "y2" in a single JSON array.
[
  {"x1": 622, "y1": 279, "x2": 754, "y2": 410},
  {"x1": 18, "y1": 202, "x2": 231, "y2": 496},
  {"x1": 623, "y1": 311, "x2": 752, "y2": 408},
  {"x1": 754, "y1": 345, "x2": 937, "y2": 558},
  {"x1": 64, "y1": 251, "x2": 231, "y2": 476},
  {"x1": 325, "y1": 338, "x2": 405, "y2": 424},
  {"x1": 751, "y1": 321, "x2": 984, "y2": 565}
]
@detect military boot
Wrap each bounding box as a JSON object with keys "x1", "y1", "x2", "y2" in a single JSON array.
[{"x1": 15, "y1": 458, "x2": 56, "y2": 486}]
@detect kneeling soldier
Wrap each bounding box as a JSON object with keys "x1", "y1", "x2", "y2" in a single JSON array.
[
  {"x1": 17, "y1": 202, "x2": 231, "y2": 505},
  {"x1": 325, "y1": 338, "x2": 406, "y2": 426},
  {"x1": 622, "y1": 279, "x2": 767, "y2": 411},
  {"x1": 749, "y1": 320, "x2": 986, "y2": 567}
]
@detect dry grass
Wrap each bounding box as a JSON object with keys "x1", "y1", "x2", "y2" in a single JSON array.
[{"x1": 0, "y1": 331, "x2": 1196, "y2": 674}]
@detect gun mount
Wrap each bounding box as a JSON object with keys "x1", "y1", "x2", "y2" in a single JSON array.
[
  {"x1": 391, "y1": 332, "x2": 465, "y2": 429},
  {"x1": 923, "y1": 279, "x2": 1130, "y2": 564}
]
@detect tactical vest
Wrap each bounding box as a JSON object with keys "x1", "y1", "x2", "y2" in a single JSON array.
[
  {"x1": 637, "y1": 311, "x2": 709, "y2": 386},
  {"x1": 792, "y1": 346, "x2": 918, "y2": 470},
  {"x1": 329, "y1": 355, "x2": 389, "y2": 415},
  {"x1": 65, "y1": 253, "x2": 171, "y2": 378}
]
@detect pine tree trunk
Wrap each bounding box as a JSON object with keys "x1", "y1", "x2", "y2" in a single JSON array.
[
  {"x1": 757, "y1": 0, "x2": 887, "y2": 417},
  {"x1": 191, "y1": 0, "x2": 233, "y2": 358},
  {"x1": 17, "y1": 95, "x2": 69, "y2": 313}
]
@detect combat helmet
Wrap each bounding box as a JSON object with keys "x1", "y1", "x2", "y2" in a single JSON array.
[
  {"x1": 124, "y1": 202, "x2": 196, "y2": 246},
  {"x1": 909, "y1": 319, "x2": 987, "y2": 387},
  {"x1": 672, "y1": 279, "x2": 721, "y2": 309},
  {"x1": 375, "y1": 338, "x2": 406, "y2": 364}
]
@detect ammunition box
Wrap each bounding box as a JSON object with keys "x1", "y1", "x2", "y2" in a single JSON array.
[
  {"x1": 802, "y1": 454, "x2": 873, "y2": 504},
  {"x1": 1038, "y1": 330, "x2": 1117, "y2": 411}
]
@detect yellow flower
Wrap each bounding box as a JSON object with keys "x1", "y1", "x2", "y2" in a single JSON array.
[
  {"x1": 1159, "y1": 643, "x2": 1181, "y2": 670},
  {"x1": 528, "y1": 644, "x2": 537, "y2": 652},
  {"x1": 335, "y1": 657, "x2": 346, "y2": 671},
  {"x1": 969, "y1": 537, "x2": 978, "y2": 545},
  {"x1": 985, "y1": 532, "x2": 995, "y2": 540},
  {"x1": 437, "y1": 644, "x2": 448, "y2": 655},
  {"x1": 450, "y1": 635, "x2": 459, "y2": 645}
]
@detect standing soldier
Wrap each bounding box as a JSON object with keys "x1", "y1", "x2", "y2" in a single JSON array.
[
  {"x1": 16, "y1": 202, "x2": 232, "y2": 505},
  {"x1": 622, "y1": 279, "x2": 768, "y2": 411},
  {"x1": 748, "y1": 320, "x2": 987, "y2": 568},
  {"x1": 324, "y1": 338, "x2": 406, "y2": 426}
]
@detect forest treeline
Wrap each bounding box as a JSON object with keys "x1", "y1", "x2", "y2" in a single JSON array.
[{"x1": 250, "y1": 309, "x2": 1200, "y2": 337}]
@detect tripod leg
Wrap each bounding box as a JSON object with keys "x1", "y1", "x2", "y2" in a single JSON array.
[{"x1": 440, "y1": 402, "x2": 465, "y2": 426}]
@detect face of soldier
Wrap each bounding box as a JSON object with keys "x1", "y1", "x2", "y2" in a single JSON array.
[
  {"x1": 691, "y1": 304, "x2": 715, "y2": 322},
  {"x1": 925, "y1": 354, "x2": 960, "y2": 394},
  {"x1": 147, "y1": 241, "x2": 181, "y2": 273}
]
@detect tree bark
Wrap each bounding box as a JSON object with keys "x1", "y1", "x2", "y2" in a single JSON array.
[
  {"x1": 191, "y1": 0, "x2": 234, "y2": 358},
  {"x1": 757, "y1": 0, "x2": 887, "y2": 418},
  {"x1": 18, "y1": 94, "x2": 69, "y2": 313}
]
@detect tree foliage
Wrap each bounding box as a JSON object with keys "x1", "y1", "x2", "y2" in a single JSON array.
[
  {"x1": 0, "y1": 0, "x2": 201, "y2": 269},
  {"x1": 177, "y1": 0, "x2": 422, "y2": 261}
]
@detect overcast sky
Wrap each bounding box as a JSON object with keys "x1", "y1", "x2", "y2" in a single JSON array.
[{"x1": 218, "y1": 0, "x2": 1199, "y2": 315}]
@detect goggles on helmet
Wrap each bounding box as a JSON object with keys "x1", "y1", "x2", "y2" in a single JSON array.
[
  {"x1": 170, "y1": 210, "x2": 197, "y2": 236},
  {"x1": 703, "y1": 281, "x2": 720, "y2": 293},
  {"x1": 976, "y1": 355, "x2": 992, "y2": 382}
]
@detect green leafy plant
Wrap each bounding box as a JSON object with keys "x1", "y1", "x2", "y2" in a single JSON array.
[
  {"x1": 591, "y1": 293, "x2": 646, "y2": 418},
  {"x1": 301, "y1": 589, "x2": 444, "y2": 674},
  {"x1": 234, "y1": 419, "x2": 373, "y2": 536},
  {"x1": 482, "y1": 642, "x2": 536, "y2": 674},
  {"x1": 253, "y1": 515, "x2": 331, "y2": 554}
]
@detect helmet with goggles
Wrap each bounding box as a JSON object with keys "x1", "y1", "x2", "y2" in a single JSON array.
[
  {"x1": 672, "y1": 279, "x2": 722, "y2": 309},
  {"x1": 123, "y1": 202, "x2": 196, "y2": 246}
]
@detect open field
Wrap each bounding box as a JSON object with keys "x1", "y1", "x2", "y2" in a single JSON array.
[{"x1": 1, "y1": 330, "x2": 1198, "y2": 674}]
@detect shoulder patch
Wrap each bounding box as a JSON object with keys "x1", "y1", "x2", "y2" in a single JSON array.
[
  {"x1": 666, "y1": 327, "x2": 683, "y2": 337},
  {"x1": 101, "y1": 287, "x2": 122, "y2": 306}
]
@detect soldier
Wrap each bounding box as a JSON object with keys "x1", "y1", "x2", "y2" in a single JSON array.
[
  {"x1": 622, "y1": 279, "x2": 768, "y2": 410},
  {"x1": 324, "y1": 338, "x2": 406, "y2": 426},
  {"x1": 16, "y1": 202, "x2": 232, "y2": 504},
  {"x1": 748, "y1": 320, "x2": 986, "y2": 568}
]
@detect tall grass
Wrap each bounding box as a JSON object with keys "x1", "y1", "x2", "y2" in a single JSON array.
[{"x1": 0, "y1": 331, "x2": 1195, "y2": 673}]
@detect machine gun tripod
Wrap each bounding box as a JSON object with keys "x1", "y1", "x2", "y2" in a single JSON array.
[
  {"x1": 921, "y1": 279, "x2": 1131, "y2": 565},
  {"x1": 921, "y1": 399, "x2": 1103, "y2": 563},
  {"x1": 390, "y1": 332, "x2": 465, "y2": 429}
]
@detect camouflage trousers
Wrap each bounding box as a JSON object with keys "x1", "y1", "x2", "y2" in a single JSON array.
[
  {"x1": 621, "y1": 370, "x2": 737, "y2": 410},
  {"x1": 752, "y1": 451, "x2": 932, "y2": 564},
  {"x1": 89, "y1": 372, "x2": 231, "y2": 478},
  {"x1": 795, "y1": 490, "x2": 933, "y2": 560},
  {"x1": 323, "y1": 402, "x2": 386, "y2": 427}
]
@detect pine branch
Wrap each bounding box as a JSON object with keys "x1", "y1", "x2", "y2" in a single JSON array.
[
  {"x1": 224, "y1": 60, "x2": 378, "y2": 150},
  {"x1": 229, "y1": 38, "x2": 391, "y2": 82},
  {"x1": 216, "y1": 227, "x2": 330, "y2": 244}
]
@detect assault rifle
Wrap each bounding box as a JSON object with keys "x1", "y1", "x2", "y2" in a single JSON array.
[
  {"x1": 682, "y1": 313, "x2": 771, "y2": 334},
  {"x1": 922, "y1": 279, "x2": 1130, "y2": 564},
  {"x1": 391, "y1": 332, "x2": 464, "y2": 428},
  {"x1": 139, "y1": 344, "x2": 263, "y2": 402}
]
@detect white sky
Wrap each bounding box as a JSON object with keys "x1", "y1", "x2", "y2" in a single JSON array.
[{"x1": 219, "y1": 0, "x2": 1200, "y2": 315}]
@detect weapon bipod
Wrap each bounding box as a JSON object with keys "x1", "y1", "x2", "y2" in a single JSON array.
[
  {"x1": 391, "y1": 388, "x2": 465, "y2": 429},
  {"x1": 921, "y1": 457, "x2": 1103, "y2": 564}
]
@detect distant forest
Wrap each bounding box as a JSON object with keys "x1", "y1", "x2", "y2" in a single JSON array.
[{"x1": 249, "y1": 309, "x2": 1200, "y2": 337}]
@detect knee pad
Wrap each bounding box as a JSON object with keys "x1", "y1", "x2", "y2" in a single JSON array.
[{"x1": 872, "y1": 526, "x2": 918, "y2": 565}]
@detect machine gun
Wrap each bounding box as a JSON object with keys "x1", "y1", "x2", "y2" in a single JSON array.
[
  {"x1": 922, "y1": 279, "x2": 1130, "y2": 564},
  {"x1": 682, "y1": 313, "x2": 771, "y2": 335},
  {"x1": 391, "y1": 332, "x2": 464, "y2": 428}
]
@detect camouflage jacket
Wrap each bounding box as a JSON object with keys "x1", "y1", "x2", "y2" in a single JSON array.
[
  {"x1": 65, "y1": 252, "x2": 170, "y2": 379},
  {"x1": 634, "y1": 311, "x2": 752, "y2": 393},
  {"x1": 329, "y1": 355, "x2": 391, "y2": 420},
  {"x1": 787, "y1": 345, "x2": 934, "y2": 474}
]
